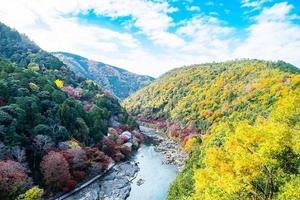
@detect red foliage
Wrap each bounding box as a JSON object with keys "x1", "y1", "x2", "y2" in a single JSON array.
[
  {"x1": 121, "y1": 124, "x2": 129, "y2": 131},
  {"x1": 100, "y1": 137, "x2": 121, "y2": 160},
  {"x1": 180, "y1": 124, "x2": 199, "y2": 145},
  {"x1": 72, "y1": 171, "x2": 86, "y2": 181},
  {"x1": 62, "y1": 86, "x2": 83, "y2": 99},
  {"x1": 103, "y1": 90, "x2": 112, "y2": 97},
  {"x1": 62, "y1": 148, "x2": 88, "y2": 171},
  {"x1": 169, "y1": 124, "x2": 180, "y2": 137},
  {"x1": 86, "y1": 148, "x2": 111, "y2": 171},
  {"x1": 62, "y1": 179, "x2": 77, "y2": 192},
  {"x1": 115, "y1": 128, "x2": 123, "y2": 135},
  {"x1": 84, "y1": 104, "x2": 93, "y2": 111},
  {"x1": 117, "y1": 135, "x2": 128, "y2": 145},
  {"x1": 41, "y1": 151, "x2": 74, "y2": 191},
  {"x1": 113, "y1": 152, "x2": 125, "y2": 162},
  {"x1": 0, "y1": 160, "x2": 31, "y2": 198},
  {"x1": 132, "y1": 130, "x2": 144, "y2": 143}
]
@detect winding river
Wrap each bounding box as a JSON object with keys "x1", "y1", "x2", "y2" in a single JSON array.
[{"x1": 60, "y1": 126, "x2": 179, "y2": 200}]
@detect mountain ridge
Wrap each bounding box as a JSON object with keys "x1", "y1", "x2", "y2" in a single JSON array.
[
  {"x1": 123, "y1": 59, "x2": 300, "y2": 200},
  {"x1": 52, "y1": 51, "x2": 155, "y2": 100}
]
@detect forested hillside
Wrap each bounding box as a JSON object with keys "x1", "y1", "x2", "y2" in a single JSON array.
[
  {"x1": 52, "y1": 52, "x2": 154, "y2": 99},
  {"x1": 124, "y1": 60, "x2": 300, "y2": 199},
  {"x1": 0, "y1": 22, "x2": 141, "y2": 199}
]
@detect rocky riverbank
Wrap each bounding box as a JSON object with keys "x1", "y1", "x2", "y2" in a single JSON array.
[
  {"x1": 99, "y1": 161, "x2": 139, "y2": 200},
  {"x1": 58, "y1": 125, "x2": 184, "y2": 200},
  {"x1": 140, "y1": 126, "x2": 187, "y2": 172}
]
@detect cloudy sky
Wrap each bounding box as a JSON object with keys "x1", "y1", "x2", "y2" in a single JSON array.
[{"x1": 0, "y1": 0, "x2": 299, "y2": 77}]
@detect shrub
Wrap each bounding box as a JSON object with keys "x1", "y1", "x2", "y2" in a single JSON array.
[{"x1": 17, "y1": 186, "x2": 44, "y2": 200}]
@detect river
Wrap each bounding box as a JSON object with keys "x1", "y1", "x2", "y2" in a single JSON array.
[
  {"x1": 128, "y1": 144, "x2": 178, "y2": 200},
  {"x1": 60, "y1": 127, "x2": 179, "y2": 200}
]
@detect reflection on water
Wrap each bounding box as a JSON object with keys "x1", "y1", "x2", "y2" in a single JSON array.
[{"x1": 128, "y1": 144, "x2": 177, "y2": 200}]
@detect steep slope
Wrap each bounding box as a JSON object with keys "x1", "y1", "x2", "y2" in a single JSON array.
[
  {"x1": 0, "y1": 22, "x2": 63, "y2": 69},
  {"x1": 0, "y1": 22, "x2": 140, "y2": 199},
  {"x1": 52, "y1": 52, "x2": 155, "y2": 99},
  {"x1": 124, "y1": 60, "x2": 300, "y2": 200}
]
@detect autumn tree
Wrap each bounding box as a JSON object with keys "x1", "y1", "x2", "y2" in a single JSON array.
[
  {"x1": 40, "y1": 151, "x2": 74, "y2": 191},
  {"x1": 0, "y1": 160, "x2": 32, "y2": 199}
]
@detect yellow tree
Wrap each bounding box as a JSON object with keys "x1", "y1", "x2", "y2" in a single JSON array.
[
  {"x1": 191, "y1": 90, "x2": 300, "y2": 200},
  {"x1": 55, "y1": 79, "x2": 64, "y2": 88}
]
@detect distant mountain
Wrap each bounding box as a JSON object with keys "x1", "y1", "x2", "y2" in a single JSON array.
[{"x1": 52, "y1": 52, "x2": 155, "y2": 99}]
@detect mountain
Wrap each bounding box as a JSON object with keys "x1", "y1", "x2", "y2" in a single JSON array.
[
  {"x1": 0, "y1": 22, "x2": 63, "y2": 69},
  {"x1": 124, "y1": 59, "x2": 300, "y2": 200},
  {"x1": 0, "y1": 22, "x2": 141, "y2": 199},
  {"x1": 52, "y1": 52, "x2": 155, "y2": 100}
]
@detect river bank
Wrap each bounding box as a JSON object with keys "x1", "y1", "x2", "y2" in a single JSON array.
[
  {"x1": 140, "y1": 125, "x2": 187, "y2": 172},
  {"x1": 57, "y1": 124, "x2": 185, "y2": 200}
]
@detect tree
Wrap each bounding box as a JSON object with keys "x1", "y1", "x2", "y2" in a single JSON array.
[
  {"x1": 62, "y1": 148, "x2": 87, "y2": 171},
  {"x1": 33, "y1": 124, "x2": 51, "y2": 136},
  {"x1": 191, "y1": 92, "x2": 300, "y2": 199},
  {"x1": 0, "y1": 160, "x2": 32, "y2": 199},
  {"x1": 40, "y1": 151, "x2": 74, "y2": 191},
  {"x1": 17, "y1": 186, "x2": 44, "y2": 200},
  {"x1": 32, "y1": 135, "x2": 54, "y2": 154},
  {"x1": 51, "y1": 90, "x2": 67, "y2": 104},
  {"x1": 55, "y1": 79, "x2": 64, "y2": 88}
]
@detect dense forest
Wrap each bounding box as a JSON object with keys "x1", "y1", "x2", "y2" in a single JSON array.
[
  {"x1": 0, "y1": 22, "x2": 141, "y2": 199},
  {"x1": 124, "y1": 60, "x2": 300, "y2": 199},
  {"x1": 52, "y1": 52, "x2": 154, "y2": 100}
]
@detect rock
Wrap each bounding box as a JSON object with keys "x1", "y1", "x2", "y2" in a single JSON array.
[
  {"x1": 99, "y1": 162, "x2": 139, "y2": 200},
  {"x1": 121, "y1": 131, "x2": 132, "y2": 140},
  {"x1": 136, "y1": 178, "x2": 145, "y2": 186},
  {"x1": 140, "y1": 126, "x2": 187, "y2": 171},
  {"x1": 64, "y1": 181, "x2": 100, "y2": 200}
]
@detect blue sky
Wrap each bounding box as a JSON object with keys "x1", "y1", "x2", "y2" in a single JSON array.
[{"x1": 0, "y1": 0, "x2": 300, "y2": 77}]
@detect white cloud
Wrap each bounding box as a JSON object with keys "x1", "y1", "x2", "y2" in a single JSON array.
[
  {"x1": 241, "y1": 0, "x2": 272, "y2": 9},
  {"x1": 0, "y1": 0, "x2": 299, "y2": 77},
  {"x1": 186, "y1": 5, "x2": 201, "y2": 12},
  {"x1": 234, "y1": 2, "x2": 300, "y2": 66},
  {"x1": 177, "y1": 15, "x2": 234, "y2": 57}
]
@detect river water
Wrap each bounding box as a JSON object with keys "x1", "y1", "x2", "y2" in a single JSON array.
[{"x1": 128, "y1": 144, "x2": 178, "y2": 200}]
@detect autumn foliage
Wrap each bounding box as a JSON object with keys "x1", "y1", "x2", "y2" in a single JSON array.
[
  {"x1": 40, "y1": 151, "x2": 75, "y2": 192},
  {"x1": 0, "y1": 160, "x2": 31, "y2": 199}
]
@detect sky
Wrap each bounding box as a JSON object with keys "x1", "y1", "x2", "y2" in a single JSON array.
[{"x1": 0, "y1": 0, "x2": 300, "y2": 77}]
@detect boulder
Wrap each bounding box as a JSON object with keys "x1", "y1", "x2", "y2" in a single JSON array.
[
  {"x1": 137, "y1": 178, "x2": 145, "y2": 186},
  {"x1": 121, "y1": 131, "x2": 132, "y2": 140}
]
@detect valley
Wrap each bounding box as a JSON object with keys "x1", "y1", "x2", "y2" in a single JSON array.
[
  {"x1": 0, "y1": 2, "x2": 300, "y2": 199},
  {"x1": 54, "y1": 125, "x2": 180, "y2": 200}
]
